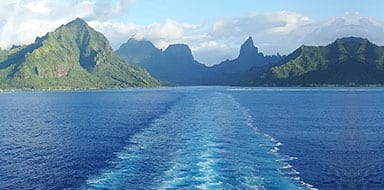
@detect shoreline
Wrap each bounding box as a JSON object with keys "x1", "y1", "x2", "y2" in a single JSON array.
[{"x1": 2, "y1": 85, "x2": 384, "y2": 93}]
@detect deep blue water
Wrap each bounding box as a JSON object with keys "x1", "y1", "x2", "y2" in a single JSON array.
[{"x1": 0, "y1": 87, "x2": 384, "y2": 189}]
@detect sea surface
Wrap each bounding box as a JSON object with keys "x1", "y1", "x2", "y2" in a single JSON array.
[{"x1": 0, "y1": 87, "x2": 384, "y2": 190}]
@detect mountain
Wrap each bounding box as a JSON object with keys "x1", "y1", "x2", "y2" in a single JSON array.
[
  {"x1": 157, "y1": 44, "x2": 209, "y2": 85},
  {"x1": 116, "y1": 39, "x2": 209, "y2": 85},
  {"x1": 0, "y1": 18, "x2": 160, "y2": 90},
  {"x1": 115, "y1": 38, "x2": 161, "y2": 65},
  {"x1": 209, "y1": 37, "x2": 283, "y2": 85},
  {"x1": 213, "y1": 37, "x2": 281, "y2": 73},
  {"x1": 259, "y1": 37, "x2": 384, "y2": 86},
  {"x1": 116, "y1": 37, "x2": 282, "y2": 85}
]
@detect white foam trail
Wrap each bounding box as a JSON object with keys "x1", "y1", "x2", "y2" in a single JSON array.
[
  {"x1": 226, "y1": 91, "x2": 316, "y2": 190},
  {"x1": 271, "y1": 146, "x2": 280, "y2": 153},
  {"x1": 81, "y1": 90, "x2": 316, "y2": 190},
  {"x1": 282, "y1": 163, "x2": 293, "y2": 169}
]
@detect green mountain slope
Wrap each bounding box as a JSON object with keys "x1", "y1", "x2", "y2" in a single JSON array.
[
  {"x1": 0, "y1": 18, "x2": 160, "y2": 90},
  {"x1": 260, "y1": 37, "x2": 384, "y2": 86}
]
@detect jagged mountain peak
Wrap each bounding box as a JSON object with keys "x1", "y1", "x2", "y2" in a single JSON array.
[
  {"x1": 244, "y1": 36, "x2": 254, "y2": 46},
  {"x1": 55, "y1": 18, "x2": 102, "y2": 41},
  {"x1": 239, "y1": 36, "x2": 259, "y2": 58},
  {"x1": 66, "y1": 18, "x2": 88, "y2": 27}
]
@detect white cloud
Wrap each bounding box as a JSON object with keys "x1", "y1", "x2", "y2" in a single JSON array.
[
  {"x1": 301, "y1": 12, "x2": 384, "y2": 46},
  {"x1": 89, "y1": 19, "x2": 198, "y2": 51},
  {"x1": 0, "y1": 0, "x2": 131, "y2": 48},
  {"x1": 94, "y1": 11, "x2": 328, "y2": 65},
  {"x1": 23, "y1": 0, "x2": 51, "y2": 14},
  {"x1": 212, "y1": 11, "x2": 310, "y2": 37}
]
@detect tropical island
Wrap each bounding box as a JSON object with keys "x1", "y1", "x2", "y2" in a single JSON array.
[{"x1": 1, "y1": 18, "x2": 384, "y2": 90}]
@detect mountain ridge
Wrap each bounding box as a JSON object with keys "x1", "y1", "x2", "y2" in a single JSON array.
[
  {"x1": 117, "y1": 36, "x2": 384, "y2": 86},
  {"x1": 116, "y1": 36, "x2": 283, "y2": 85},
  {"x1": 258, "y1": 36, "x2": 384, "y2": 86}
]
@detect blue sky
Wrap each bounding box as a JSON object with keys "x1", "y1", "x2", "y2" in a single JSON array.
[
  {"x1": 1, "y1": 0, "x2": 384, "y2": 65},
  {"x1": 126, "y1": 0, "x2": 382, "y2": 23}
]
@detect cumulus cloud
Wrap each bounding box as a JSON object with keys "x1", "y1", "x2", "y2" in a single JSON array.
[
  {"x1": 301, "y1": 12, "x2": 384, "y2": 46},
  {"x1": 0, "y1": 0, "x2": 132, "y2": 48},
  {"x1": 1, "y1": 1, "x2": 384, "y2": 66},
  {"x1": 89, "y1": 19, "x2": 199, "y2": 51}
]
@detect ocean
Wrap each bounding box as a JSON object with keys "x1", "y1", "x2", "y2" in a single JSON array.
[{"x1": 1, "y1": 87, "x2": 383, "y2": 190}]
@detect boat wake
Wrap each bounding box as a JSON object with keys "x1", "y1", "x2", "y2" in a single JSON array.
[{"x1": 81, "y1": 91, "x2": 314, "y2": 189}]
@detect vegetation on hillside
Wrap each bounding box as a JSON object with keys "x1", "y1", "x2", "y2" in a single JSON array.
[
  {"x1": 0, "y1": 18, "x2": 160, "y2": 90},
  {"x1": 261, "y1": 37, "x2": 384, "y2": 86}
]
